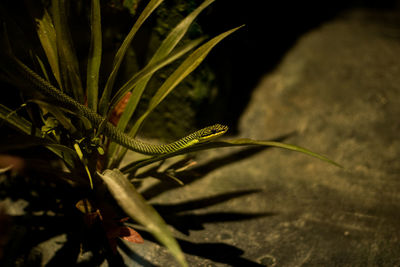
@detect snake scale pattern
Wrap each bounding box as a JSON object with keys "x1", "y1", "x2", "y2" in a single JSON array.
[{"x1": 11, "y1": 57, "x2": 228, "y2": 155}]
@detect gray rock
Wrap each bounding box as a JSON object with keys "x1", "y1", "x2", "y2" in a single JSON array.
[{"x1": 122, "y1": 8, "x2": 400, "y2": 266}]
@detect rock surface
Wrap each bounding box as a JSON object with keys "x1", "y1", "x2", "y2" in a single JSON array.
[{"x1": 122, "y1": 7, "x2": 400, "y2": 266}]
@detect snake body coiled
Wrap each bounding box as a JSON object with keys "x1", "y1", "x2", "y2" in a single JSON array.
[{"x1": 12, "y1": 58, "x2": 228, "y2": 155}]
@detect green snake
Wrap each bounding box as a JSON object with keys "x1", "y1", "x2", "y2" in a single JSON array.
[{"x1": 11, "y1": 57, "x2": 228, "y2": 155}]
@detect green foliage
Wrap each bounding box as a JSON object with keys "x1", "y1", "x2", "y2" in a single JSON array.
[
  {"x1": 86, "y1": 0, "x2": 102, "y2": 111},
  {"x1": 0, "y1": 0, "x2": 340, "y2": 266},
  {"x1": 99, "y1": 169, "x2": 187, "y2": 267}
]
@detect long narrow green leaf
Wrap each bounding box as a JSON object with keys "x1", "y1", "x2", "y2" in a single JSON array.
[
  {"x1": 0, "y1": 104, "x2": 76, "y2": 167},
  {"x1": 116, "y1": 0, "x2": 215, "y2": 134},
  {"x1": 218, "y1": 139, "x2": 342, "y2": 167},
  {"x1": 99, "y1": 0, "x2": 164, "y2": 115},
  {"x1": 35, "y1": 9, "x2": 62, "y2": 88},
  {"x1": 29, "y1": 99, "x2": 77, "y2": 133},
  {"x1": 86, "y1": 0, "x2": 102, "y2": 111},
  {"x1": 45, "y1": 143, "x2": 77, "y2": 160},
  {"x1": 35, "y1": 55, "x2": 51, "y2": 82},
  {"x1": 109, "y1": 26, "x2": 243, "y2": 168},
  {"x1": 74, "y1": 143, "x2": 94, "y2": 189},
  {"x1": 108, "y1": 0, "x2": 215, "y2": 166},
  {"x1": 98, "y1": 169, "x2": 187, "y2": 267},
  {"x1": 150, "y1": 26, "x2": 243, "y2": 110},
  {"x1": 130, "y1": 26, "x2": 244, "y2": 138},
  {"x1": 109, "y1": 38, "x2": 203, "y2": 114},
  {"x1": 43, "y1": 143, "x2": 77, "y2": 171},
  {"x1": 150, "y1": 0, "x2": 216, "y2": 64},
  {"x1": 0, "y1": 104, "x2": 36, "y2": 135},
  {"x1": 52, "y1": 0, "x2": 84, "y2": 103},
  {"x1": 105, "y1": 39, "x2": 205, "y2": 168},
  {"x1": 110, "y1": 27, "x2": 243, "y2": 168},
  {"x1": 121, "y1": 138, "x2": 342, "y2": 174},
  {"x1": 98, "y1": 39, "x2": 204, "y2": 147}
]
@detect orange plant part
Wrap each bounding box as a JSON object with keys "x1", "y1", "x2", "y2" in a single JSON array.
[{"x1": 109, "y1": 92, "x2": 132, "y2": 126}]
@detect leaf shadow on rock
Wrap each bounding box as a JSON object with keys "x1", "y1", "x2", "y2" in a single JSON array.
[
  {"x1": 117, "y1": 136, "x2": 290, "y2": 265},
  {"x1": 122, "y1": 144, "x2": 284, "y2": 265},
  {"x1": 0, "y1": 132, "x2": 290, "y2": 266},
  {"x1": 118, "y1": 241, "x2": 161, "y2": 267},
  {"x1": 117, "y1": 187, "x2": 274, "y2": 265},
  {"x1": 138, "y1": 132, "x2": 293, "y2": 200},
  {"x1": 153, "y1": 189, "x2": 276, "y2": 235},
  {"x1": 120, "y1": 231, "x2": 267, "y2": 267},
  {"x1": 154, "y1": 191, "x2": 276, "y2": 265},
  {"x1": 139, "y1": 146, "x2": 271, "y2": 200}
]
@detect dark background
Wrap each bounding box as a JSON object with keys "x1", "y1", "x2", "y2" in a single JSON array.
[{"x1": 197, "y1": 0, "x2": 400, "y2": 131}]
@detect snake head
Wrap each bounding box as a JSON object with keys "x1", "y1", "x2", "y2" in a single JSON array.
[{"x1": 197, "y1": 124, "x2": 228, "y2": 141}]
